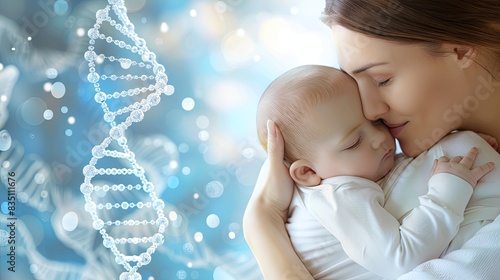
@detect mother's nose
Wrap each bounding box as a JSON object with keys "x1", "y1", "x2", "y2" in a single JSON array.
[{"x1": 359, "y1": 86, "x2": 390, "y2": 121}]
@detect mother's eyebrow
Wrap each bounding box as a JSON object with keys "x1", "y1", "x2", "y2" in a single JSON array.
[{"x1": 343, "y1": 62, "x2": 388, "y2": 75}]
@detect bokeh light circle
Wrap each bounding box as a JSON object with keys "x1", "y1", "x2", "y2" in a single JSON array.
[
  {"x1": 167, "y1": 176, "x2": 179, "y2": 189},
  {"x1": 34, "y1": 172, "x2": 46, "y2": 184},
  {"x1": 194, "y1": 232, "x2": 203, "y2": 242},
  {"x1": 51, "y1": 82, "x2": 66, "y2": 98},
  {"x1": 20, "y1": 97, "x2": 47, "y2": 125},
  {"x1": 183, "y1": 243, "x2": 194, "y2": 254},
  {"x1": 0, "y1": 229, "x2": 8, "y2": 246},
  {"x1": 54, "y1": 0, "x2": 69, "y2": 15},
  {"x1": 0, "y1": 129, "x2": 12, "y2": 151},
  {"x1": 221, "y1": 29, "x2": 255, "y2": 66},
  {"x1": 45, "y1": 68, "x2": 58, "y2": 79},
  {"x1": 178, "y1": 143, "x2": 189, "y2": 153},
  {"x1": 124, "y1": 0, "x2": 147, "y2": 12},
  {"x1": 17, "y1": 192, "x2": 29, "y2": 203},
  {"x1": 206, "y1": 214, "x2": 220, "y2": 228},
  {"x1": 206, "y1": 181, "x2": 224, "y2": 198},
  {"x1": 169, "y1": 211, "x2": 178, "y2": 221},
  {"x1": 62, "y1": 211, "x2": 79, "y2": 231},
  {"x1": 30, "y1": 263, "x2": 38, "y2": 274},
  {"x1": 43, "y1": 82, "x2": 52, "y2": 92},
  {"x1": 43, "y1": 109, "x2": 53, "y2": 120},
  {"x1": 160, "y1": 22, "x2": 169, "y2": 33},
  {"x1": 1, "y1": 202, "x2": 8, "y2": 215},
  {"x1": 196, "y1": 115, "x2": 209, "y2": 129},
  {"x1": 182, "y1": 98, "x2": 195, "y2": 111},
  {"x1": 198, "y1": 130, "x2": 209, "y2": 141},
  {"x1": 176, "y1": 270, "x2": 187, "y2": 279},
  {"x1": 213, "y1": 266, "x2": 237, "y2": 280},
  {"x1": 215, "y1": 1, "x2": 227, "y2": 13},
  {"x1": 76, "y1": 27, "x2": 85, "y2": 37},
  {"x1": 203, "y1": 145, "x2": 223, "y2": 165}
]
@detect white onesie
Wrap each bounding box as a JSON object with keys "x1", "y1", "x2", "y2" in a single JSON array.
[{"x1": 286, "y1": 131, "x2": 500, "y2": 279}]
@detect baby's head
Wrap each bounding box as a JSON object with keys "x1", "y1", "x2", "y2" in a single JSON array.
[
  {"x1": 257, "y1": 65, "x2": 396, "y2": 186},
  {"x1": 257, "y1": 65, "x2": 346, "y2": 163}
]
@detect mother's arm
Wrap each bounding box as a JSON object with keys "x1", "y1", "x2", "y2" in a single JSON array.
[{"x1": 243, "y1": 120, "x2": 314, "y2": 280}]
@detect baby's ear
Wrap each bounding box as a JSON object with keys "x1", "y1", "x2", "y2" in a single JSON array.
[{"x1": 290, "y1": 159, "x2": 322, "y2": 186}]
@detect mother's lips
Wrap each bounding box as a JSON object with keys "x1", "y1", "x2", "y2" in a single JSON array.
[{"x1": 385, "y1": 122, "x2": 408, "y2": 138}]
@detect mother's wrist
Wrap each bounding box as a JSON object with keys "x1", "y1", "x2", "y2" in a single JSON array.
[{"x1": 246, "y1": 196, "x2": 288, "y2": 225}]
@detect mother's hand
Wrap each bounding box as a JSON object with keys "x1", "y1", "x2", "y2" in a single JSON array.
[
  {"x1": 243, "y1": 120, "x2": 313, "y2": 280},
  {"x1": 252, "y1": 120, "x2": 295, "y2": 219}
]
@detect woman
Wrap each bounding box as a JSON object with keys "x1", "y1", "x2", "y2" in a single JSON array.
[{"x1": 244, "y1": 0, "x2": 500, "y2": 279}]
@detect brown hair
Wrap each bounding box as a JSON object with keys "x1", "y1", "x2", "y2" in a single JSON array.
[
  {"x1": 256, "y1": 65, "x2": 350, "y2": 163},
  {"x1": 321, "y1": 0, "x2": 500, "y2": 67}
]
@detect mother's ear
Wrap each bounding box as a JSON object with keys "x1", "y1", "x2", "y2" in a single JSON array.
[{"x1": 289, "y1": 159, "x2": 322, "y2": 187}]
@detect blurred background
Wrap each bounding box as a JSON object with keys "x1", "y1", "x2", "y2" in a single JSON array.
[{"x1": 0, "y1": 0, "x2": 337, "y2": 279}]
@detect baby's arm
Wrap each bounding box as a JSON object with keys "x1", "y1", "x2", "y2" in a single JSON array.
[
  {"x1": 307, "y1": 148, "x2": 493, "y2": 279},
  {"x1": 398, "y1": 131, "x2": 500, "y2": 279},
  {"x1": 398, "y1": 213, "x2": 500, "y2": 280}
]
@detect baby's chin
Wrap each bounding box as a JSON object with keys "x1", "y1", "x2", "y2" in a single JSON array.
[{"x1": 377, "y1": 157, "x2": 396, "y2": 181}]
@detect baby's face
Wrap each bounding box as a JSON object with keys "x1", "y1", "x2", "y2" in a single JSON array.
[{"x1": 309, "y1": 85, "x2": 396, "y2": 182}]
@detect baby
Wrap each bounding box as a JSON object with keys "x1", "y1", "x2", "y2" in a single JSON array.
[{"x1": 255, "y1": 65, "x2": 495, "y2": 279}]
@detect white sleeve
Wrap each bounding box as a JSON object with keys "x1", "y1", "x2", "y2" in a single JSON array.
[
  {"x1": 398, "y1": 213, "x2": 500, "y2": 280},
  {"x1": 397, "y1": 131, "x2": 500, "y2": 280},
  {"x1": 306, "y1": 174, "x2": 473, "y2": 280}
]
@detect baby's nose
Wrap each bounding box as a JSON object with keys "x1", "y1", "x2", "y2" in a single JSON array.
[{"x1": 371, "y1": 127, "x2": 387, "y2": 149}]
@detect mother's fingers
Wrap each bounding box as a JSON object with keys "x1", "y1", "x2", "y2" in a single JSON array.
[{"x1": 459, "y1": 147, "x2": 479, "y2": 169}]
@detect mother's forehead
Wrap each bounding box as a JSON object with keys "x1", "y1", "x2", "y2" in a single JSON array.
[
  {"x1": 331, "y1": 26, "x2": 420, "y2": 74},
  {"x1": 331, "y1": 26, "x2": 382, "y2": 69}
]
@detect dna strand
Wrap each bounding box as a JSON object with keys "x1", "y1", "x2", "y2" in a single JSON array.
[{"x1": 80, "y1": 1, "x2": 174, "y2": 279}]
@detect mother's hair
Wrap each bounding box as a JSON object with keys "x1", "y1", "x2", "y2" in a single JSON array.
[{"x1": 321, "y1": 0, "x2": 500, "y2": 66}]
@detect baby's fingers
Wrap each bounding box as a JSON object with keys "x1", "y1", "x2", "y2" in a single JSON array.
[
  {"x1": 471, "y1": 162, "x2": 495, "y2": 182},
  {"x1": 459, "y1": 147, "x2": 479, "y2": 169}
]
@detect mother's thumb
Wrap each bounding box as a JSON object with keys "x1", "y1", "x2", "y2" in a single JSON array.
[{"x1": 267, "y1": 120, "x2": 285, "y2": 166}]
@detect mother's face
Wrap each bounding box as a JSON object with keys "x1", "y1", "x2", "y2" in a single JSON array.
[{"x1": 332, "y1": 26, "x2": 472, "y2": 156}]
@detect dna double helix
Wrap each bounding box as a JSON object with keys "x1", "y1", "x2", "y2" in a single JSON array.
[{"x1": 80, "y1": 1, "x2": 173, "y2": 279}]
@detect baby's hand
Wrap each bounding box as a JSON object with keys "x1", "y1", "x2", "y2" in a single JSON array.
[{"x1": 429, "y1": 147, "x2": 495, "y2": 188}]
